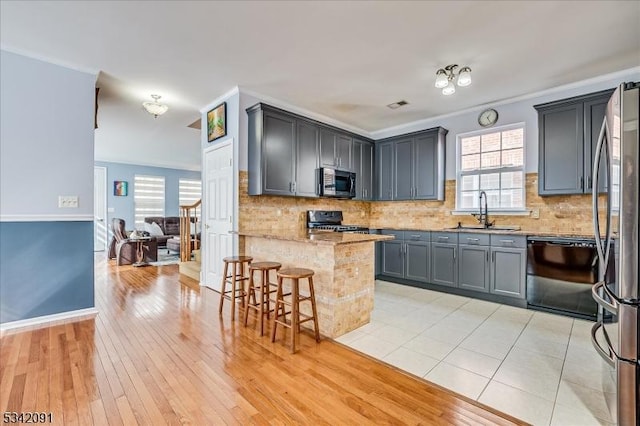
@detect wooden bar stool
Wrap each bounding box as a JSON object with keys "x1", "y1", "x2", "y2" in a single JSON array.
[
  {"x1": 218, "y1": 256, "x2": 253, "y2": 321},
  {"x1": 244, "y1": 261, "x2": 281, "y2": 336},
  {"x1": 271, "y1": 268, "x2": 320, "y2": 353}
]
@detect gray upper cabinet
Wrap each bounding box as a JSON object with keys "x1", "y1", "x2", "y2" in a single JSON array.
[
  {"x1": 376, "y1": 141, "x2": 394, "y2": 201},
  {"x1": 353, "y1": 139, "x2": 374, "y2": 200},
  {"x1": 319, "y1": 128, "x2": 352, "y2": 170},
  {"x1": 251, "y1": 109, "x2": 296, "y2": 196},
  {"x1": 377, "y1": 127, "x2": 447, "y2": 201},
  {"x1": 247, "y1": 103, "x2": 371, "y2": 197},
  {"x1": 535, "y1": 89, "x2": 613, "y2": 196},
  {"x1": 296, "y1": 120, "x2": 320, "y2": 197},
  {"x1": 585, "y1": 97, "x2": 609, "y2": 193}
]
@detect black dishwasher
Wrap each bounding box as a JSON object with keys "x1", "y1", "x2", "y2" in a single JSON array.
[{"x1": 526, "y1": 236, "x2": 615, "y2": 320}]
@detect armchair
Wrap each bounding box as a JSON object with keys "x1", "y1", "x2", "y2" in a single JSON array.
[{"x1": 108, "y1": 218, "x2": 158, "y2": 265}]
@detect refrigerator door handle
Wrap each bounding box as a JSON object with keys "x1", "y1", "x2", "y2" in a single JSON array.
[
  {"x1": 592, "y1": 280, "x2": 619, "y2": 314},
  {"x1": 592, "y1": 117, "x2": 612, "y2": 275},
  {"x1": 590, "y1": 321, "x2": 616, "y2": 367}
]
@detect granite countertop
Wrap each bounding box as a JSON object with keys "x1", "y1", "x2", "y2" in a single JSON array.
[
  {"x1": 234, "y1": 230, "x2": 395, "y2": 245},
  {"x1": 371, "y1": 227, "x2": 595, "y2": 239}
]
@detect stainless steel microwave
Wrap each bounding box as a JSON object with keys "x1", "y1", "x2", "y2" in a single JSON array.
[{"x1": 317, "y1": 168, "x2": 356, "y2": 198}]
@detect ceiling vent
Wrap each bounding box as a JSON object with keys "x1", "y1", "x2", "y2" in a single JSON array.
[{"x1": 387, "y1": 100, "x2": 409, "y2": 109}]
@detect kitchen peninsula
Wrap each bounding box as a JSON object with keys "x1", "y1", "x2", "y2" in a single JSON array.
[{"x1": 236, "y1": 230, "x2": 393, "y2": 338}]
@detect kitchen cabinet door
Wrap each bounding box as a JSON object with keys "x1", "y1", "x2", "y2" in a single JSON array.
[
  {"x1": 295, "y1": 120, "x2": 319, "y2": 197},
  {"x1": 382, "y1": 240, "x2": 404, "y2": 278},
  {"x1": 405, "y1": 241, "x2": 430, "y2": 283},
  {"x1": 414, "y1": 132, "x2": 438, "y2": 200},
  {"x1": 490, "y1": 247, "x2": 526, "y2": 298},
  {"x1": 319, "y1": 128, "x2": 337, "y2": 168},
  {"x1": 458, "y1": 245, "x2": 490, "y2": 293},
  {"x1": 394, "y1": 138, "x2": 413, "y2": 200},
  {"x1": 431, "y1": 243, "x2": 457, "y2": 287},
  {"x1": 352, "y1": 140, "x2": 363, "y2": 199},
  {"x1": 538, "y1": 103, "x2": 585, "y2": 195},
  {"x1": 336, "y1": 134, "x2": 352, "y2": 171},
  {"x1": 263, "y1": 111, "x2": 296, "y2": 195},
  {"x1": 361, "y1": 142, "x2": 373, "y2": 200},
  {"x1": 376, "y1": 141, "x2": 394, "y2": 200}
]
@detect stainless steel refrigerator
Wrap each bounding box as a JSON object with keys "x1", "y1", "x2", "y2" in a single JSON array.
[{"x1": 591, "y1": 82, "x2": 639, "y2": 426}]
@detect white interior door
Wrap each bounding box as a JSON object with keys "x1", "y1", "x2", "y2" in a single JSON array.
[
  {"x1": 94, "y1": 166, "x2": 107, "y2": 251},
  {"x1": 203, "y1": 142, "x2": 234, "y2": 291}
]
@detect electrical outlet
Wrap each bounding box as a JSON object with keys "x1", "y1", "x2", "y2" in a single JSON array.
[
  {"x1": 531, "y1": 208, "x2": 540, "y2": 219},
  {"x1": 58, "y1": 195, "x2": 78, "y2": 208}
]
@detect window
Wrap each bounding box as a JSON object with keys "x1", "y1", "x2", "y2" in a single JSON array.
[
  {"x1": 134, "y1": 175, "x2": 165, "y2": 228},
  {"x1": 179, "y1": 178, "x2": 202, "y2": 206},
  {"x1": 456, "y1": 124, "x2": 525, "y2": 211}
]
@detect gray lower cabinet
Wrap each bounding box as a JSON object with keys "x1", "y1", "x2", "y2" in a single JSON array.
[
  {"x1": 535, "y1": 89, "x2": 613, "y2": 195},
  {"x1": 382, "y1": 240, "x2": 404, "y2": 278},
  {"x1": 458, "y1": 245, "x2": 490, "y2": 293},
  {"x1": 490, "y1": 247, "x2": 526, "y2": 298},
  {"x1": 405, "y1": 241, "x2": 430, "y2": 283},
  {"x1": 353, "y1": 139, "x2": 374, "y2": 200},
  {"x1": 430, "y1": 243, "x2": 457, "y2": 288}
]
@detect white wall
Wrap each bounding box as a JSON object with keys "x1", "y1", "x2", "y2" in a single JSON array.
[{"x1": 0, "y1": 50, "x2": 97, "y2": 217}]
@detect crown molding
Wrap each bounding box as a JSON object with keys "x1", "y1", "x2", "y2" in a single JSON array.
[{"x1": 199, "y1": 86, "x2": 240, "y2": 113}]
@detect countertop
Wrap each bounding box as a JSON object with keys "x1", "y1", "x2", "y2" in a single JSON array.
[
  {"x1": 234, "y1": 230, "x2": 395, "y2": 245},
  {"x1": 371, "y1": 227, "x2": 595, "y2": 239}
]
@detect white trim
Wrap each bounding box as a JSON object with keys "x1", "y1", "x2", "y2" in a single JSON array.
[
  {"x1": 370, "y1": 67, "x2": 640, "y2": 139},
  {"x1": 0, "y1": 307, "x2": 99, "y2": 334},
  {"x1": 200, "y1": 86, "x2": 240, "y2": 113},
  {"x1": 0, "y1": 214, "x2": 94, "y2": 222},
  {"x1": 94, "y1": 157, "x2": 201, "y2": 172},
  {"x1": 0, "y1": 46, "x2": 100, "y2": 78},
  {"x1": 239, "y1": 87, "x2": 372, "y2": 138}
]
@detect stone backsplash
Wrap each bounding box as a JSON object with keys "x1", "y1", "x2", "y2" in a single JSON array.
[{"x1": 239, "y1": 171, "x2": 603, "y2": 236}]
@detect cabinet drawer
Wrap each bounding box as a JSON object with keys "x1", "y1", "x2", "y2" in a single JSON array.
[
  {"x1": 431, "y1": 232, "x2": 458, "y2": 244},
  {"x1": 490, "y1": 235, "x2": 526, "y2": 248},
  {"x1": 403, "y1": 231, "x2": 430, "y2": 242},
  {"x1": 459, "y1": 233, "x2": 490, "y2": 246},
  {"x1": 381, "y1": 230, "x2": 404, "y2": 240}
]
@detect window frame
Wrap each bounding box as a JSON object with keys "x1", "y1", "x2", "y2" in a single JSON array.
[{"x1": 455, "y1": 122, "x2": 527, "y2": 213}]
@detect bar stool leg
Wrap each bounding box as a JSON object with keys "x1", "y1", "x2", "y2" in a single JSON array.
[
  {"x1": 218, "y1": 261, "x2": 229, "y2": 316},
  {"x1": 244, "y1": 269, "x2": 254, "y2": 326},
  {"x1": 271, "y1": 276, "x2": 282, "y2": 343},
  {"x1": 231, "y1": 262, "x2": 238, "y2": 321},
  {"x1": 291, "y1": 278, "x2": 299, "y2": 354},
  {"x1": 308, "y1": 276, "x2": 321, "y2": 342},
  {"x1": 258, "y1": 270, "x2": 265, "y2": 336}
]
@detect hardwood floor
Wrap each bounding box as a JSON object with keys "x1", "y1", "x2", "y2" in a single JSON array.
[{"x1": 0, "y1": 256, "x2": 528, "y2": 425}]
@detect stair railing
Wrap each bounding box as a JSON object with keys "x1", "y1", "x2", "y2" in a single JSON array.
[{"x1": 179, "y1": 199, "x2": 201, "y2": 262}]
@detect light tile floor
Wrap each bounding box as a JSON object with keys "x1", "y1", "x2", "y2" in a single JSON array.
[{"x1": 336, "y1": 280, "x2": 616, "y2": 426}]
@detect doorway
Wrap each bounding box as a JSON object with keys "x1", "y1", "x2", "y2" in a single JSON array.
[{"x1": 94, "y1": 166, "x2": 107, "y2": 251}]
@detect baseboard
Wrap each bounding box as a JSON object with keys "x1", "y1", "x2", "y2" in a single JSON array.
[{"x1": 0, "y1": 307, "x2": 99, "y2": 335}]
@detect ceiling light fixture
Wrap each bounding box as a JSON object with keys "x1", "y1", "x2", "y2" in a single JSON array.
[
  {"x1": 142, "y1": 94, "x2": 169, "y2": 118},
  {"x1": 434, "y1": 64, "x2": 472, "y2": 95}
]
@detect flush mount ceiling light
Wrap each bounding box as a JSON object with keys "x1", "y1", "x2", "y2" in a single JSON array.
[
  {"x1": 142, "y1": 94, "x2": 169, "y2": 118},
  {"x1": 434, "y1": 64, "x2": 472, "y2": 96}
]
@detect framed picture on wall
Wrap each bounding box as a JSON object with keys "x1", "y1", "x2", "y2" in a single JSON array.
[
  {"x1": 114, "y1": 180, "x2": 128, "y2": 196},
  {"x1": 207, "y1": 102, "x2": 227, "y2": 142}
]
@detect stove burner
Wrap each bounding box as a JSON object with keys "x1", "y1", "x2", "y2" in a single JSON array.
[{"x1": 306, "y1": 210, "x2": 370, "y2": 234}]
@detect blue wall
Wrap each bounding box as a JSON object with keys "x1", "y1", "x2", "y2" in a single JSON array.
[
  {"x1": 95, "y1": 161, "x2": 201, "y2": 229},
  {"x1": 0, "y1": 222, "x2": 94, "y2": 323}
]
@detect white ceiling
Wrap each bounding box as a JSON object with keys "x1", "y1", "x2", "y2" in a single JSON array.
[{"x1": 2, "y1": 1, "x2": 639, "y2": 170}]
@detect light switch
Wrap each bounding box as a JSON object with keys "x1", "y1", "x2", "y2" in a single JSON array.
[
  {"x1": 107, "y1": 207, "x2": 115, "y2": 213},
  {"x1": 58, "y1": 195, "x2": 79, "y2": 208}
]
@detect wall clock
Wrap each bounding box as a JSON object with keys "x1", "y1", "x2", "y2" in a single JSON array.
[{"x1": 478, "y1": 108, "x2": 499, "y2": 127}]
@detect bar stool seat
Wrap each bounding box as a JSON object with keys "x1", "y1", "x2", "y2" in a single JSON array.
[
  {"x1": 244, "y1": 261, "x2": 281, "y2": 336},
  {"x1": 218, "y1": 256, "x2": 253, "y2": 321},
  {"x1": 271, "y1": 267, "x2": 320, "y2": 353}
]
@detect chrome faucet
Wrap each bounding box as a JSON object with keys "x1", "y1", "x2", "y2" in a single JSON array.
[{"x1": 473, "y1": 191, "x2": 494, "y2": 228}]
